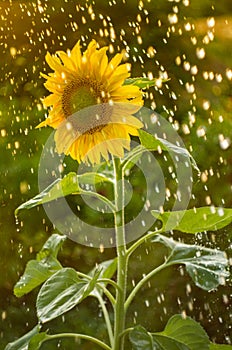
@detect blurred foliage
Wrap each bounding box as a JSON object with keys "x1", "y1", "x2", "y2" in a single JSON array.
[{"x1": 0, "y1": 0, "x2": 232, "y2": 348}]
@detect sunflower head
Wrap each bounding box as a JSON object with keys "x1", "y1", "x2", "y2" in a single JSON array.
[{"x1": 38, "y1": 39, "x2": 144, "y2": 164}]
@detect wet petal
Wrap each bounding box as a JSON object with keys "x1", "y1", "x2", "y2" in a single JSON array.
[
  {"x1": 55, "y1": 120, "x2": 81, "y2": 153},
  {"x1": 105, "y1": 53, "x2": 123, "y2": 77},
  {"x1": 42, "y1": 93, "x2": 60, "y2": 106},
  {"x1": 56, "y1": 51, "x2": 76, "y2": 71}
]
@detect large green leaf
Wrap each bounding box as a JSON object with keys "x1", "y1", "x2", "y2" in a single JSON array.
[
  {"x1": 14, "y1": 234, "x2": 65, "y2": 297},
  {"x1": 129, "y1": 315, "x2": 211, "y2": 350},
  {"x1": 15, "y1": 171, "x2": 112, "y2": 214},
  {"x1": 151, "y1": 207, "x2": 232, "y2": 233},
  {"x1": 4, "y1": 325, "x2": 41, "y2": 350},
  {"x1": 152, "y1": 235, "x2": 229, "y2": 291},
  {"x1": 129, "y1": 315, "x2": 210, "y2": 350},
  {"x1": 124, "y1": 77, "x2": 165, "y2": 89},
  {"x1": 139, "y1": 130, "x2": 198, "y2": 169},
  {"x1": 122, "y1": 130, "x2": 197, "y2": 173},
  {"x1": 36, "y1": 267, "x2": 100, "y2": 323},
  {"x1": 154, "y1": 314, "x2": 210, "y2": 350}
]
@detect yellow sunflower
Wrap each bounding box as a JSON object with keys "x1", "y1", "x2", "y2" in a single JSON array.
[{"x1": 37, "y1": 39, "x2": 144, "y2": 164}]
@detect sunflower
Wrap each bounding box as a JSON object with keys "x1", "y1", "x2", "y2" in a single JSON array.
[{"x1": 37, "y1": 39, "x2": 144, "y2": 164}]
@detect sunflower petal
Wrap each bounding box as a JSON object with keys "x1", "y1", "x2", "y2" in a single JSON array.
[
  {"x1": 45, "y1": 52, "x2": 63, "y2": 73},
  {"x1": 42, "y1": 93, "x2": 60, "y2": 107},
  {"x1": 105, "y1": 53, "x2": 123, "y2": 78},
  {"x1": 55, "y1": 120, "x2": 81, "y2": 154},
  {"x1": 70, "y1": 40, "x2": 82, "y2": 70},
  {"x1": 56, "y1": 51, "x2": 76, "y2": 71}
]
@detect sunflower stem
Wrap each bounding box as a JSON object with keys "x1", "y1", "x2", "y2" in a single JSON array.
[{"x1": 112, "y1": 157, "x2": 128, "y2": 350}]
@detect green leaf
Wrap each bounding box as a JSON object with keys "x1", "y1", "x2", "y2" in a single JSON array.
[
  {"x1": 154, "y1": 314, "x2": 210, "y2": 350},
  {"x1": 129, "y1": 325, "x2": 189, "y2": 350},
  {"x1": 129, "y1": 316, "x2": 215, "y2": 350},
  {"x1": 124, "y1": 77, "x2": 167, "y2": 89},
  {"x1": 210, "y1": 343, "x2": 232, "y2": 350},
  {"x1": 153, "y1": 335, "x2": 190, "y2": 350},
  {"x1": 4, "y1": 325, "x2": 41, "y2": 350},
  {"x1": 15, "y1": 171, "x2": 112, "y2": 214},
  {"x1": 129, "y1": 325, "x2": 154, "y2": 350},
  {"x1": 89, "y1": 258, "x2": 117, "y2": 280},
  {"x1": 123, "y1": 130, "x2": 198, "y2": 173},
  {"x1": 139, "y1": 129, "x2": 168, "y2": 150},
  {"x1": 14, "y1": 234, "x2": 65, "y2": 297},
  {"x1": 36, "y1": 233, "x2": 66, "y2": 260},
  {"x1": 138, "y1": 130, "x2": 198, "y2": 171},
  {"x1": 152, "y1": 235, "x2": 229, "y2": 291},
  {"x1": 36, "y1": 267, "x2": 100, "y2": 323},
  {"x1": 151, "y1": 207, "x2": 232, "y2": 233},
  {"x1": 89, "y1": 258, "x2": 117, "y2": 296},
  {"x1": 28, "y1": 333, "x2": 48, "y2": 350}
]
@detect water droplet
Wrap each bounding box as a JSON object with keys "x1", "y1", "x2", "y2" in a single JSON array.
[
  {"x1": 226, "y1": 69, "x2": 232, "y2": 80},
  {"x1": 185, "y1": 82, "x2": 195, "y2": 93},
  {"x1": 219, "y1": 135, "x2": 231, "y2": 150},
  {"x1": 207, "y1": 17, "x2": 215, "y2": 28},
  {"x1": 145, "y1": 299, "x2": 150, "y2": 307},
  {"x1": 196, "y1": 47, "x2": 206, "y2": 59},
  {"x1": 202, "y1": 100, "x2": 210, "y2": 110},
  {"x1": 168, "y1": 13, "x2": 178, "y2": 24},
  {"x1": 184, "y1": 22, "x2": 192, "y2": 31},
  {"x1": 196, "y1": 126, "x2": 206, "y2": 138}
]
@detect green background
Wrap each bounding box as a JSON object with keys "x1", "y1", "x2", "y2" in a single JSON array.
[{"x1": 0, "y1": 0, "x2": 232, "y2": 348}]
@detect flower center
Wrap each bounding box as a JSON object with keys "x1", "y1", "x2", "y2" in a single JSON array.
[
  {"x1": 70, "y1": 86, "x2": 97, "y2": 114},
  {"x1": 62, "y1": 78, "x2": 111, "y2": 134}
]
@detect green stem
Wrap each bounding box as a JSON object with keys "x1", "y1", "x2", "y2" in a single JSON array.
[
  {"x1": 98, "y1": 278, "x2": 122, "y2": 293},
  {"x1": 126, "y1": 229, "x2": 162, "y2": 258},
  {"x1": 125, "y1": 261, "x2": 168, "y2": 311},
  {"x1": 119, "y1": 327, "x2": 134, "y2": 340},
  {"x1": 112, "y1": 157, "x2": 128, "y2": 350},
  {"x1": 96, "y1": 291, "x2": 114, "y2": 347},
  {"x1": 46, "y1": 332, "x2": 111, "y2": 350},
  {"x1": 97, "y1": 284, "x2": 116, "y2": 306}
]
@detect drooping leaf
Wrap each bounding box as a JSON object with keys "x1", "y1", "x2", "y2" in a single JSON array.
[
  {"x1": 138, "y1": 130, "x2": 198, "y2": 171},
  {"x1": 153, "y1": 314, "x2": 210, "y2": 350},
  {"x1": 129, "y1": 325, "x2": 154, "y2": 350},
  {"x1": 151, "y1": 207, "x2": 232, "y2": 233},
  {"x1": 36, "y1": 267, "x2": 100, "y2": 323},
  {"x1": 152, "y1": 235, "x2": 229, "y2": 291},
  {"x1": 14, "y1": 234, "x2": 65, "y2": 297},
  {"x1": 139, "y1": 129, "x2": 170, "y2": 151},
  {"x1": 28, "y1": 333, "x2": 48, "y2": 350},
  {"x1": 36, "y1": 233, "x2": 66, "y2": 260},
  {"x1": 15, "y1": 171, "x2": 112, "y2": 214},
  {"x1": 122, "y1": 130, "x2": 197, "y2": 174},
  {"x1": 124, "y1": 77, "x2": 167, "y2": 89},
  {"x1": 4, "y1": 325, "x2": 41, "y2": 350}
]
